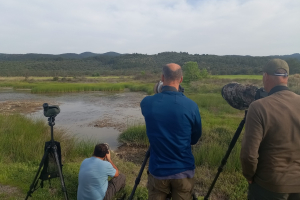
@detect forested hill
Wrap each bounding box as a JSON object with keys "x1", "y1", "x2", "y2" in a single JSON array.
[
  {"x1": 0, "y1": 52, "x2": 299, "y2": 76},
  {"x1": 0, "y1": 51, "x2": 121, "y2": 61}
]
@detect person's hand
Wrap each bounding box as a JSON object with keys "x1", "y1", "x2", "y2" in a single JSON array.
[{"x1": 106, "y1": 150, "x2": 111, "y2": 161}]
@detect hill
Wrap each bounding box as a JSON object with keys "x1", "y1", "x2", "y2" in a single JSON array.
[{"x1": 0, "y1": 52, "x2": 299, "y2": 76}]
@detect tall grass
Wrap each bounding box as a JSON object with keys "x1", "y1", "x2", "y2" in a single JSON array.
[
  {"x1": 0, "y1": 114, "x2": 94, "y2": 199},
  {"x1": 0, "y1": 82, "x2": 38, "y2": 90},
  {"x1": 0, "y1": 82, "x2": 154, "y2": 94},
  {"x1": 0, "y1": 114, "x2": 153, "y2": 200},
  {"x1": 119, "y1": 125, "x2": 149, "y2": 146},
  {"x1": 92, "y1": 75, "x2": 300, "y2": 199},
  {"x1": 212, "y1": 75, "x2": 263, "y2": 80},
  {"x1": 4, "y1": 75, "x2": 300, "y2": 199},
  {"x1": 0, "y1": 114, "x2": 93, "y2": 163},
  {"x1": 117, "y1": 78, "x2": 252, "y2": 199}
]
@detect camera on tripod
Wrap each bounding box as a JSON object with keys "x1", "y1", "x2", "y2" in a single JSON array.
[
  {"x1": 43, "y1": 103, "x2": 60, "y2": 117},
  {"x1": 26, "y1": 103, "x2": 69, "y2": 200}
]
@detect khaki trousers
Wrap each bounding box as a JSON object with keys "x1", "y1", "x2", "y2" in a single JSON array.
[{"x1": 147, "y1": 173, "x2": 194, "y2": 200}]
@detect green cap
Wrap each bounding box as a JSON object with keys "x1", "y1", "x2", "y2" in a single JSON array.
[{"x1": 263, "y1": 59, "x2": 289, "y2": 76}]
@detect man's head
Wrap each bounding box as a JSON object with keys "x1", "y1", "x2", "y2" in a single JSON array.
[
  {"x1": 262, "y1": 59, "x2": 289, "y2": 93},
  {"x1": 93, "y1": 143, "x2": 109, "y2": 158},
  {"x1": 161, "y1": 63, "x2": 183, "y2": 90}
]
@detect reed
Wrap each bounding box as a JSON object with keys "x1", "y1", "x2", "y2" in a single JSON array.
[
  {"x1": 4, "y1": 75, "x2": 300, "y2": 199},
  {"x1": 0, "y1": 82, "x2": 154, "y2": 94},
  {"x1": 119, "y1": 125, "x2": 149, "y2": 146},
  {"x1": 0, "y1": 114, "x2": 150, "y2": 200},
  {"x1": 212, "y1": 75, "x2": 263, "y2": 80},
  {"x1": 0, "y1": 114, "x2": 93, "y2": 163}
]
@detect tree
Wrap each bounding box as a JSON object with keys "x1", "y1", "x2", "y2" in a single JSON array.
[
  {"x1": 200, "y1": 68, "x2": 209, "y2": 78},
  {"x1": 182, "y1": 61, "x2": 201, "y2": 82},
  {"x1": 286, "y1": 58, "x2": 300, "y2": 74}
]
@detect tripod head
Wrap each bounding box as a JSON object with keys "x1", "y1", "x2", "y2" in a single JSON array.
[
  {"x1": 43, "y1": 103, "x2": 60, "y2": 142},
  {"x1": 48, "y1": 116, "x2": 56, "y2": 127}
]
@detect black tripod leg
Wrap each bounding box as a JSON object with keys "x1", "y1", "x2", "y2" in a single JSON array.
[
  {"x1": 25, "y1": 147, "x2": 49, "y2": 200},
  {"x1": 128, "y1": 147, "x2": 150, "y2": 200},
  {"x1": 204, "y1": 111, "x2": 247, "y2": 200},
  {"x1": 52, "y1": 145, "x2": 69, "y2": 200}
]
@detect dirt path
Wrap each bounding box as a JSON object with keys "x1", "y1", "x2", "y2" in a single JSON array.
[
  {"x1": 0, "y1": 184, "x2": 23, "y2": 199},
  {"x1": 115, "y1": 144, "x2": 149, "y2": 164}
]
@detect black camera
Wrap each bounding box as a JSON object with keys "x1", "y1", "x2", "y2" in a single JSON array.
[
  {"x1": 153, "y1": 81, "x2": 185, "y2": 93},
  {"x1": 43, "y1": 103, "x2": 60, "y2": 117},
  {"x1": 255, "y1": 87, "x2": 268, "y2": 100}
]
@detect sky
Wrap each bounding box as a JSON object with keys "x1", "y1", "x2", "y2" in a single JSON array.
[{"x1": 0, "y1": 0, "x2": 299, "y2": 56}]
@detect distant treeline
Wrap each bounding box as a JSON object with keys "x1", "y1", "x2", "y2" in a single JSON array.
[{"x1": 0, "y1": 52, "x2": 299, "y2": 76}]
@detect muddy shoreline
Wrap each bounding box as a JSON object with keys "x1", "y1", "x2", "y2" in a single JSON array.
[
  {"x1": 0, "y1": 100, "x2": 56, "y2": 114},
  {"x1": 0, "y1": 100, "x2": 146, "y2": 162}
]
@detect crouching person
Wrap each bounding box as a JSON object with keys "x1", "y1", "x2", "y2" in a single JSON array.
[{"x1": 77, "y1": 143, "x2": 126, "y2": 200}]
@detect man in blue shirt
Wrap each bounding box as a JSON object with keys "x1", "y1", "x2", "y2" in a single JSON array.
[
  {"x1": 140, "y1": 63, "x2": 202, "y2": 200},
  {"x1": 77, "y1": 143, "x2": 125, "y2": 200}
]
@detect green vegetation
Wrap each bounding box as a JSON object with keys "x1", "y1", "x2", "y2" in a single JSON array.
[
  {"x1": 118, "y1": 75, "x2": 300, "y2": 199},
  {"x1": 2, "y1": 75, "x2": 300, "y2": 199},
  {"x1": 119, "y1": 125, "x2": 149, "y2": 146},
  {"x1": 0, "y1": 114, "x2": 151, "y2": 200},
  {"x1": 0, "y1": 114, "x2": 93, "y2": 199},
  {"x1": 0, "y1": 81, "x2": 154, "y2": 95},
  {"x1": 183, "y1": 61, "x2": 202, "y2": 82},
  {"x1": 213, "y1": 75, "x2": 262, "y2": 80},
  {"x1": 1, "y1": 52, "x2": 300, "y2": 77},
  {"x1": 0, "y1": 75, "x2": 263, "y2": 95},
  {"x1": 182, "y1": 61, "x2": 210, "y2": 83}
]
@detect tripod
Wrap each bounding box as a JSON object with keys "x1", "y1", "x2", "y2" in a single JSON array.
[
  {"x1": 25, "y1": 116, "x2": 69, "y2": 200},
  {"x1": 128, "y1": 148, "x2": 150, "y2": 200},
  {"x1": 204, "y1": 110, "x2": 247, "y2": 200}
]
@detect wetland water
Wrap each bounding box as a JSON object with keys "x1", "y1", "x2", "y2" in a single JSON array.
[{"x1": 0, "y1": 89, "x2": 146, "y2": 150}]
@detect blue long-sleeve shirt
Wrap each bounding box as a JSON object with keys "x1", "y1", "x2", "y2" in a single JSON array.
[{"x1": 140, "y1": 86, "x2": 202, "y2": 177}]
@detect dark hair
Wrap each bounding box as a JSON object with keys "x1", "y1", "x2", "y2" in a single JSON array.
[
  {"x1": 93, "y1": 143, "x2": 109, "y2": 158},
  {"x1": 162, "y1": 65, "x2": 182, "y2": 82}
]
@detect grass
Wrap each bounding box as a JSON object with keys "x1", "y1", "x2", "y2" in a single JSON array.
[
  {"x1": 0, "y1": 81, "x2": 154, "y2": 95},
  {"x1": 117, "y1": 74, "x2": 300, "y2": 199},
  {"x1": 0, "y1": 76, "x2": 133, "y2": 81},
  {"x1": 0, "y1": 114, "x2": 93, "y2": 199},
  {"x1": 119, "y1": 125, "x2": 149, "y2": 146},
  {"x1": 2, "y1": 74, "x2": 300, "y2": 200},
  {"x1": 0, "y1": 114, "x2": 94, "y2": 163},
  {"x1": 0, "y1": 114, "x2": 152, "y2": 200},
  {"x1": 212, "y1": 75, "x2": 263, "y2": 80},
  {"x1": 117, "y1": 76, "x2": 272, "y2": 199}
]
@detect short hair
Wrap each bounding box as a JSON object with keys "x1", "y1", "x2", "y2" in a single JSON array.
[
  {"x1": 162, "y1": 65, "x2": 182, "y2": 81},
  {"x1": 93, "y1": 143, "x2": 109, "y2": 158}
]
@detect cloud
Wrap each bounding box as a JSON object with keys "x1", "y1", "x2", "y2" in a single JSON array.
[{"x1": 0, "y1": 0, "x2": 299, "y2": 56}]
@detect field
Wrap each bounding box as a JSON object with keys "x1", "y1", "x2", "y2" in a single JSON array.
[
  {"x1": 0, "y1": 76, "x2": 154, "y2": 95},
  {"x1": 0, "y1": 114, "x2": 148, "y2": 200},
  {"x1": 1, "y1": 75, "x2": 300, "y2": 200},
  {"x1": 212, "y1": 75, "x2": 262, "y2": 80}
]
